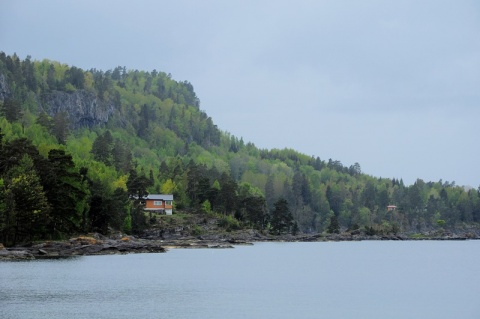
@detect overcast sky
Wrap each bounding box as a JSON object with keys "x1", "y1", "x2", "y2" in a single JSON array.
[{"x1": 1, "y1": 0, "x2": 479, "y2": 187}]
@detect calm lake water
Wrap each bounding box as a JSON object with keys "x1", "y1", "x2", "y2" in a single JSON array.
[{"x1": 1, "y1": 241, "x2": 479, "y2": 319}]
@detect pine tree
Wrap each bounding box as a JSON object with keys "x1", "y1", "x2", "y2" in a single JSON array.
[
  {"x1": 0, "y1": 98, "x2": 23, "y2": 122},
  {"x1": 126, "y1": 169, "x2": 151, "y2": 233},
  {"x1": 327, "y1": 215, "x2": 340, "y2": 234},
  {"x1": 1, "y1": 155, "x2": 50, "y2": 245},
  {"x1": 40, "y1": 149, "x2": 88, "y2": 235},
  {"x1": 270, "y1": 198, "x2": 294, "y2": 235},
  {"x1": 91, "y1": 130, "x2": 114, "y2": 165},
  {"x1": 52, "y1": 112, "x2": 70, "y2": 144}
]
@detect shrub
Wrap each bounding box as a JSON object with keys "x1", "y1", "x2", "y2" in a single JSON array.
[
  {"x1": 191, "y1": 225, "x2": 203, "y2": 236},
  {"x1": 218, "y1": 215, "x2": 241, "y2": 231}
]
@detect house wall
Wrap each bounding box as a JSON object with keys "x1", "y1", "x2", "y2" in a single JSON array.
[
  {"x1": 145, "y1": 199, "x2": 173, "y2": 215},
  {"x1": 145, "y1": 200, "x2": 165, "y2": 209}
]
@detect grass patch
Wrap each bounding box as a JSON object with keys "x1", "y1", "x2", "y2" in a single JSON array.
[{"x1": 410, "y1": 233, "x2": 428, "y2": 239}]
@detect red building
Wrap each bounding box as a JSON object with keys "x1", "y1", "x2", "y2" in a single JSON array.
[{"x1": 144, "y1": 194, "x2": 174, "y2": 215}]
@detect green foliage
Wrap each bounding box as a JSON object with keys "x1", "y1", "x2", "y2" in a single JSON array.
[
  {"x1": 0, "y1": 51, "x2": 478, "y2": 244},
  {"x1": 0, "y1": 99, "x2": 23, "y2": 122},
  {"x1": 42, "y1": 149, "x2": 88, "y2": 235},
  {"x1": 436, "y1": 219, "x2": 446, "y2": 228},
  {"x1": 191, "y1": 224, "x2": 204, "y2": 236},
  {"x1": 1, "y1": 155, "x2": 50, "y2": 245},
  {"x1": 123, "y1": 212, "x2": 132, "y2": 234},
  {"x1": 218, "y1": 214, "x2": 241, "y2": 232},
  {"x1": 91, "y1": 130, "x2": 114, "y2": 165},
  {"x1": 327, "y1": 215, "x2": 340, "y2": 234},
  {"x1": 51, "y1": 112, "x2": 70, "y2": 144},
  {"x1": 270, "y1": 198, "x2": 294, "y2": 235},
  {"x1": 201, "y1": 200, "x2": 212, "y2": 214}
]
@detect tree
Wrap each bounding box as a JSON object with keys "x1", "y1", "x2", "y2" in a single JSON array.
[
  {"x1": 218, "y1": 172, "x2": 238, "y2": 215},
  {"x1": 349, "y1": 162, "x2": 362, "y2": 176},
  {"x1": 52, "y1": 112, "x2": 70, "y2": 144},
  {"x1": 112, "y1": 140, "x2": 133, "y2": 173},
  {"x1": 377, "y1": 187, "x2": 390, "y2": 211},
  {"x1": 91, "y1": 130, "x2": 114, "y2": 165},
  {"x1": 362, "y1": 181, "x2": 376, "y2": 211},
  {"x1": 292, "y1": 171, "x2": 303, "y2": 207},
  {"x1": 270, "y1": 198, "x2": 294, "y2": 235},
  {"x1": 22, "y1": 55, "x2": 37, "y2": 91},
  {"x1": 1, "y1": 155, "x2": 50, "y2": 245},
  {"x1": 160, "y1": 179, "x2": 177, "y2": 194},
  {"x1": 291, "y1": 221, "x2": 299, "y2": 235},
  {"x1": 65, "y1": 66, "x2": 85, "y2": 89},
  {"x1": 326, "y1": 184, "x2": 344, "y2": 216},
  {"x1": 46, "y1": 63, "x2": 56, "y2": 90},
  {"x1": 264, "y1": 174, "x2": 276, "y2": 210},
  {"x1": 327, "y1": 215, "x2": 340, "y2": 234},
  {"x1": 40, "y1": 149, "x2": 88, "y2": 236},
  {"x1": 88, "y1": 182, "x2": 128, "y2": 234},
  {"x1": 36, "y1": 112, "x2": 53, "y2": 131},
  {"x1": 0, "y1": 98, "x2": 23, "y2": 122},
  {"x1": 237, "y1": 185, "x2": 268, "y2": 228},
  {"x1": 126, "y1": 169, "x2": 151, "y2": 233},
  {"x1": 186, "y1": 161, "x2": 202, "y2": 206},
  {"x1": 0, "y1": 138, "x2": 45, "y2": 177}
]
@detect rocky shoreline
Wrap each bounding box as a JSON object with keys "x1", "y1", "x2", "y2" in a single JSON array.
[
  {"x1": 1, "y1": 229, "x2": 478, "y2": 261},
  {"x1": 0, "y1": 234, "x2": 243, "y2": 260}
]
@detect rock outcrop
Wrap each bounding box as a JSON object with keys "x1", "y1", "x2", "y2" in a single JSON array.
[
  {"x1": 0, "y1": 71, "x2": 116, "y2": 129},
  {"x1": 0, "y1": 235, "x2": 167, "y2": 260},
  {"x1": 41, "y1": 90, "x2": 116, "y2": 129},
  {"x1": 0, "y1": 73, "x2": 11, "y2": 103}
]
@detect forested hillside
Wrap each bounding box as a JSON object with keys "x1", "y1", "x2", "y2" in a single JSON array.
[{"x1": 1, "y1": 52, "x2": 479, "y2": 246}]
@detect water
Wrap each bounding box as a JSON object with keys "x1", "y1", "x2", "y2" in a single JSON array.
[{"x1": 1, "y1": 241, "x2": 479, "y2": 319}]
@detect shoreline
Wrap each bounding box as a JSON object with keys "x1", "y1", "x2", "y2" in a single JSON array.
[{"x1": 1, "y1": 231, "x2": 478, "y2": 260}]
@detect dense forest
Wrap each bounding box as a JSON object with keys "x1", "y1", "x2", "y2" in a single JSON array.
[{"x1": 1, "y1": 52, "x2": 479, "y2": 246}]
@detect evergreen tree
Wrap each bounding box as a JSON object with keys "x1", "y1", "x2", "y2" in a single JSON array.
[
  {"x1": 64, "y1": 66, "x2": 85, "y2": 89},
  {"x1": 270, "y1": 198, "x2": 294, "y2": 235},
  {"x1": 46, "y1": 63, "x2": 56, "y2": 90},
  {"x1": 327, "y1": 215, "x2": 340, "y2": 234},
  {"x1": 218, "y1": 172, "x2": 238, "y2": 215},
  {"x1": 22, "y1": 55, "x2": 37, "y2": 91},
  {"x1": 40, "y1": 149, "x2": 88, "y2": 235},
  {"x1": 91, "y1": 130, "x2": 114, "y2": 165},
  {"x1": 264, "y1": 174, "x2": 276, "y2": 211},
  {"x1": 240, "y1": 195, "x2": 268, "y2": 229},
  {"x1": 126, "y1": 169, "x2": 151, "y2": 233},
  {"x1": 1, "y1": 98, "x2": 23, "y2": 122},
  {"x1": 88, "y1": 182, "x2": 128, "y2": 234},
  {"x1": 1, "y1": 155, "x2": 50, "y2": 245},
  {"x1": 51, "y1": 112, "x2": 70, "y2": 144},
  {"x1": 36, "y1": 112, "x2": 53, "y2": 131},
  {"x1": 112, "y1": 140, "x2": 133, "y2": 173}
]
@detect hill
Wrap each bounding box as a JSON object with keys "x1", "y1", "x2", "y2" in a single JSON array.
[{"x1": 0, "y1": 52, "x2": 479, "y2": 246}]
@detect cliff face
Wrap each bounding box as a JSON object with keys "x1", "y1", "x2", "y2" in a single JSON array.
[
  {"x1": 1, "y1": 72, "x2": 116, "y2": 129},
  {"x1": 41, "y1": 90, "x2": 116, "y2": 129},
  {"x1": 0, "y1": 73, "x2": 11, "y2": 103}
]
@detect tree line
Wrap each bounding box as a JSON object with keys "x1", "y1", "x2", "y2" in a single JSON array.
[
  {"x1": 1, "y1": 52, "x2": 479, "y2": 246},
  {"x1": 0, "y1": 130, "x2": 296, "y2": 245}
]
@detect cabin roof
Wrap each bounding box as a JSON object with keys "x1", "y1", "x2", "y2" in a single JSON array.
[{"x1": 146, "y1": 194, "x2": 173, "y2": 201}]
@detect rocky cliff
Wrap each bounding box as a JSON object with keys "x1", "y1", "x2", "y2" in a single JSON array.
[
  {"x1": 41, "y1": 90, "x2": 116, "y2": 129},
  {"x1": 0, "y1": 73, "x2": 11, "y2": 103},
  {"x1": 1, "y1": 71, "x2": 116, "y2": 129}
]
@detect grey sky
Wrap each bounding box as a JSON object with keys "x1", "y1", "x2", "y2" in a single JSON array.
[{"x1": 1, "y1": 0, "x2": 479, "y2": 186}]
